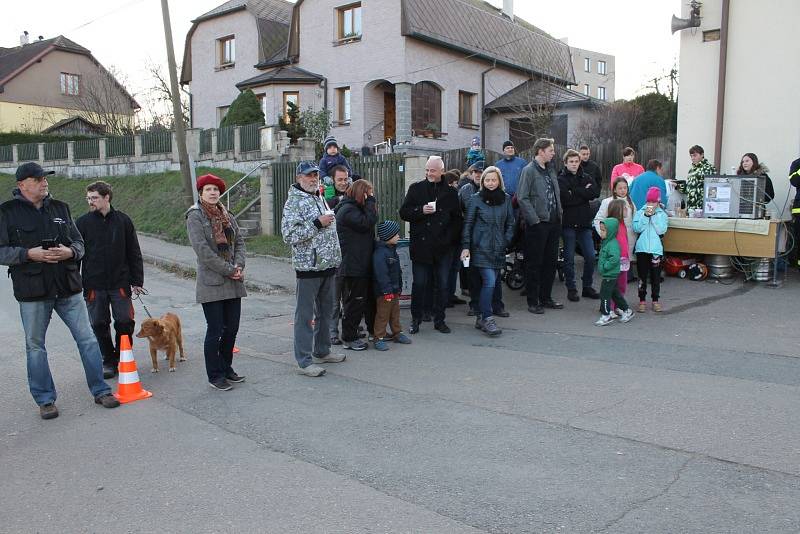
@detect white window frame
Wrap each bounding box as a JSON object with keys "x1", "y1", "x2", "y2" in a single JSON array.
[
  {"x1": 60, "y1": 72, "x2": 80, "y2": 96},
  {"x1": 597, "y1": 60, "x2": 607, "y2": 75},
  {"x1": 584, "y1": 57, "x2": 590, "y2": 72},
  {"x1": 597, "y1": 86, "x2": 607, "y2": 100},
  {"x1": 583, "y1": 84, "x2": 590, "y2": 96}
]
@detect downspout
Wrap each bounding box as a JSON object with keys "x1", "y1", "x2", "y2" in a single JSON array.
[
  {"x1": 481, "y1": 60, "x2": 497, "y2": 146},
  {"x1": 713, "y1": 0, "x2": 730, "y2": 171}
]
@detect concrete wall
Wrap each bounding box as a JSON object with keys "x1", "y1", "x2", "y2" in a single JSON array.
[
  {"x1": 188, "y1": 9, "x2": 261, "y2": 129},
  {"x1": 675, "y1": 0, "x2": 800, "y2": 213},
  {"x1": 569, "y1": 46, "x2": 615, "y2": 102}
]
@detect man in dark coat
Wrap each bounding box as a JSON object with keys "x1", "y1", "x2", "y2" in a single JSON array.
[
  {"x1": 399, "y1": 156, "x2": 460, "y2": 334},
  {"x1": 559, "y1": 150, "x2": 600, "y2": 302},
  {"x1": 77, "y1": 181, "x2": 144, "y2": 378},
  {"x1": 0, "y1": 163, "x2": 119, "y2": 419}
]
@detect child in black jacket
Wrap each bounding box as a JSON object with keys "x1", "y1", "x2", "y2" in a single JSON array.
[{"x1": 372, "y1": 221, "x2": 412, "y2": 350}]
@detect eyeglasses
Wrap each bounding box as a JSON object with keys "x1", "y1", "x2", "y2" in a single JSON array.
[{"x1": 86, "y1": 196, "x2": 102, "y2": 201}]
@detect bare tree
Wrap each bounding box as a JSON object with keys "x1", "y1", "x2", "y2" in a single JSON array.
[
  {"x1": 67, "y1": 65, "x2": 139, "y2": 135},
  {"x1": 141, "y1": 60, "x2": 190, "y2": 131}
]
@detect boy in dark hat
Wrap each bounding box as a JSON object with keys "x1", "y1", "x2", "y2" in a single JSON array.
[
  {"x1": 372, "y1": 220, "x2": 411, "y2": 351},
  {"x1": 466, "y1": 136, "x2": 485, "y2": 168},
  {"x1": 318, "y1": 135, "x2": 353, "y2": 182}
]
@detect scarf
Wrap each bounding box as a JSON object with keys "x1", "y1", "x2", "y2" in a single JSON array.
[
  {"x1": 199, "y1": 200, "x2": 233, "y2": 261},
  {"x1": 480, "y1": 187, "x2": 506, "y2": 206}
]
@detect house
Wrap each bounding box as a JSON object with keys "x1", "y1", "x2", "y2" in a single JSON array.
[
  {"x1": 0, "y1": 35, "x2": 139, "y2": 133},
  {"x1": 674, "y1": 0, "x2": 800, "y2": 208},
  {"x1": 182, "y1": 0, "x2": 608, "y2": 154},
  {"x1": 564, "y1": 43, "x2": 615, "y2": 103},
  {"x1": 41, "y1": 116, "x2": 105, "y2": 136}
]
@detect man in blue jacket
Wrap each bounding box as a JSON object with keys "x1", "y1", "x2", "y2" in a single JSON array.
[
  {"x1": 494, "y1": 140, "x2": 527, "y2": 196},
  {"x1": 629, "y1": 159, "x2": 669, "y2": 210}
]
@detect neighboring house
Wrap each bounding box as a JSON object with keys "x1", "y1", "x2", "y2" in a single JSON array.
[
  {"x1": 674, "y1": 0, "x2": 800, "y2": 208},
  {"x1": 0, "y1": 35, "x2": 139, "y2": 133},
  {"x1": 182, "y1": 0, "x2": 587, "y2": 153},
  {"x1": 565, "y1": 43, "x2": 615, "y2": 103}
]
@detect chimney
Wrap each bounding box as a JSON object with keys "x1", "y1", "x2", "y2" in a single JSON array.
[
  {"x1": 20, "y1": 31, "x2": 29, "y2": 45},
  {"x1": 502, "y1": 0, "x2": 514, "y2": 21}
]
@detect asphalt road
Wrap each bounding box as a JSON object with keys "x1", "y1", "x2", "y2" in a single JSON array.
[{"x1": 1, "y1": 265, "x2": 799, "y2": 533}]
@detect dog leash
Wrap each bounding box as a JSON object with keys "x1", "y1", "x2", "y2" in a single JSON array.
[{"x1": 132, "y1": 288, "x2": 154, "y2": 319}]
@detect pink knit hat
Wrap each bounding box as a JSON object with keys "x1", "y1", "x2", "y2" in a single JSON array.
[{"x1": 646, "y1": 186, "x2": 661, "y2": 203}]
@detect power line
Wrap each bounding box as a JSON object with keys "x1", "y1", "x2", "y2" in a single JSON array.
[{"x1": 67, "y1": 0, "x2": 146, "y2": 33}]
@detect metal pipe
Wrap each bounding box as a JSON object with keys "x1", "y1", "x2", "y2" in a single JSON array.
[
  {"x1": 220, "y1": 161, "x2": 266, "y2": 210},
  {"x1": 713, "y1": 0, "x2": 730, "y2": 171},
  {"x1": 480, "y1": 61, "x2": 497, "y2": 148}
]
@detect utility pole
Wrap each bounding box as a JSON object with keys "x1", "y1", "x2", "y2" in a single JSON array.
[{"x1": 160, "y1": 0, "x2": 194, "y2": 208}]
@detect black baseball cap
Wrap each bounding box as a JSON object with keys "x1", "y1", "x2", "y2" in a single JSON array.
[{"x1": 16, "y1": 162, "x2": 54, "y2": 181}]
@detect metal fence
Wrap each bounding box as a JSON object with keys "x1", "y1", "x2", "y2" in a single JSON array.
[
  {"x1": 43, "y1": 141, "x2": 68, "y2": 161},
  {"x1": 240, "y1": 123, "x2": 260, "y2": 152},
  {"x1": 17, "y1": 143, "x2": 39, "y2": 161},
  {"x1": 74, "y1": 139, "x2": 100, "y2": 160},
  {"x1": 106, "y1": 135, "x2": 134, "y2": 157},
  {"x1": 272, "y1": 155, "x2": 407, "y2": 237},
  {"x1": 0, "y1": 145, "x2": 14, "y2": 162},
  {"x1": 199, "y1": 129, "x2": 212, "y2": 154},
  {"x1": 217, "y1": 126, "x2": 234, "y2": 152},
  {"x1": 141, "y1": 131, "x2": 172, "y2": 155}
]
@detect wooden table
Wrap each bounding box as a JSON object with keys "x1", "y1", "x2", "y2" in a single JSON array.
[{"x1": 662, "y1": 218, "x2": 783, "y2": 258}]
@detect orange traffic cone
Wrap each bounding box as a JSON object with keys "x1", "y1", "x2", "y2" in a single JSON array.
[{"x1": 114, "y1": 335, "x2": 153, "y2": 404}]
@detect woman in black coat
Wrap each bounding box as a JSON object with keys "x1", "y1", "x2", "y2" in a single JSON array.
[{"x1": 334, "y1": 179, "x2": 378, "y2": 351}]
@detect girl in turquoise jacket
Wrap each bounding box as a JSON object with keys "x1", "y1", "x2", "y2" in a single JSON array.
[{"x1": 632, "y1": 187, "x2": 669, "y2": 312}]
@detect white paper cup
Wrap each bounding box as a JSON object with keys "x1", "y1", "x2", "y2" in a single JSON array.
[
  {"x1": 427, "y1": 201, "x2": 436, "y2": 211},
  {"x1": 462, "y1": 256, "x2": 470, "y2": 267},
  {"x1": 324, "y1": 210, "x2": 334, "y2": 216}
]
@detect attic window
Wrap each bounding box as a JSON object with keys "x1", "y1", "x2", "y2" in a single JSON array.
[
  {"x1": 60, "y1": 73, "x2": 80, "y2": 96},
  {"x1": 337, "y1": 3, "x2": 362, "y2": 41},
  {"x1": 217, "y1": 35, "x2": 235, "y2": 67}
]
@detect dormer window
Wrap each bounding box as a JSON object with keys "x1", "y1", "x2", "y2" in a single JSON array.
[
  {"x1": 217, "y1": 35, "x2": 235, "y2": 68},
  {"x1": 337, "y1": 3, "x2": 362, "y2": 41}
]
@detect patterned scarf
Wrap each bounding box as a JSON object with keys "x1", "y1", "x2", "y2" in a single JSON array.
[{"x1": 199, "y1": 200, "x2": 233, "y2": 261}]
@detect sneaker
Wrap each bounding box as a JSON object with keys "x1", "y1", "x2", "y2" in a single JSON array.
[
  {"x1": 582, "y1": 287, "x2": 600, "y2": 299},
  {"x1": 482, "y1": 316, "x2": 502, "y2": 337},
  {"x1": 652, "y1": 301, "x2": 663, "y2": 313},
  {"x1": 409, "y1": 321, "x2": 420, "y2": 334},
  {"x1": 434, "y1": 322, "x2": 451, "y2": 334},
  {"x1": 39, "y1": 403, "x2": 59, "y2": 420},
  {"x1": 494, "y1": 309, "x2": 510, "y2": 318},
  {"x1": 527, "y1": 305, "x2": 545, "y2": 314},
  {"x1": 542, "y1": 299, "x2": 564, "y2": 309},
  {"x1": 330, "y1": 336, "x2": 343, "y2": 346},
  {"x1": 312, "y1": 353, "x2": 346, "y2": 363},
  {"x1": 226, "y1": 372, "x2": 246, "y2": 383},
  {"x1": 374, "y1": 339, "x2": 390, "y2": 351},
  {"x1": 638, "y1": 301, "x2": 647, "y2": 313},
  {"x1": 474, "y1": 317, "x2": 485, "y2": 330},
  {"x1": 393, "y1": 333, "x2": 412, "y2": 344},
  {"x1": 611, "y1": 308, "x2": 622, "y2": 318},
  {"x1": 594, "y1": 314, "x2": 614, "y2": 326},
  {"x1": 298, "y1": 364, "x2": 326, "y2": 377},
  {"x1": 94, "y1": 393, "x2": 121, "y2": 408},
  {"x1": 343, "y1": 339, "x2": 368, "y2": 351},
  {"x1": 208, "y1": 379, "x2": 233, "y2": 391},
  {"x1": 102, "y1": 365, "x2": 117, "y2": 379},
  {"x1": 619, "y1": 309, "x2": 635, "y2": 323},
  {"x1": 567, "y1": 289, "x2": 580, "y2": 302}
]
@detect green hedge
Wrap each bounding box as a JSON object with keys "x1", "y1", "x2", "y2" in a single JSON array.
[{"x1": 0, "y1": 132, "x2": 95, "y2": 146}]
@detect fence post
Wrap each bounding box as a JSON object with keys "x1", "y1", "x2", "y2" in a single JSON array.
[
  {"x1": 99, "y1": 139, "x2": 107, "y2": 162},
  {"x1": 67, "y1": 141, "x2": 75, "y2": 166},
  {"x1": 400, "y1": 155, "x2": 427, "y2": 235},
  {"x1": 298, "y1": 137, "x2": 316, "y2": 161},
  {"x1": 260, "y1": 126, "x2": 275, "y2": 155},
  {"x1": 12, "y1": 144, "x2": 18, "y2": 164},
  {"x1": 37, "y1": 143, "x2": 45, "y2": 164},
  {"x1": 277, "y1": 130, "x2": 289, "y2": 155},
  {"x1": 260, "y1": 163, "x2": 275, "y2": 235},
  {"x1": 211, "y1": 130, "x2": 219, "y2": 161},
  {"x1": 134, "y1": 134, "x2": 143, "y2": 158},
  {"x1": 233, "y1": 127, "x2": 241, "y2": 159}
]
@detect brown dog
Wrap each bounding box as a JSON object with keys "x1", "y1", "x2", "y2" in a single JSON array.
[{"x1": 135, "y1": 313, "x2": 186, "y2": 373}]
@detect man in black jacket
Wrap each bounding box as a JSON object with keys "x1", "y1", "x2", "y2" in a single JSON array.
[
  {"x1": 76, "y1": 181, "x2": 144, "y2": 378},
  {"x1": 579, "y1": 145, "x2": 604, "y2": 189},
  {"x1": 0, "y1": 163, "x2": 119, "y2": 419},
  {"x1": 399, "y1": 156, "x2": 460, "y2": 334},
  {"x1": 559, "y1": 150, "x2": 600, "y2": 302}
]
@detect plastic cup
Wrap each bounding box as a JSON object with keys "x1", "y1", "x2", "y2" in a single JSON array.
[
  {"x1": 462, "y1": 256, "x2": 470, "y2": 267},
  {"x1": 427, "y1": 201, "x2": 436, "y2": 211}
]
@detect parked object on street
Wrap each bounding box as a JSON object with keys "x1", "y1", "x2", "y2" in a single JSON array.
[{"x1": 113, "y1": 335, "x2": 153, "y2": 404}]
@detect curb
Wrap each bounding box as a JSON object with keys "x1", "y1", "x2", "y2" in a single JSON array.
[{"x1": 141, "y1": 252, "x2": 290, "y2": 295}]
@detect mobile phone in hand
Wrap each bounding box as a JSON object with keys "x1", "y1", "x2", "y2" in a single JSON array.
[{"x1": 41, "y1": 238, "x2": 57, "y2": 250}]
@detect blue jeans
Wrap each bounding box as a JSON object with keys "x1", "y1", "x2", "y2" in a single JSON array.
[
  {"x1": 19, "y1": 292, "x2": 110, "y2": 406},
  {"x1": 468, "y1": 266, "x2": 504, "y2": 313},
  {"x1": 411, "y1": 251, "x2": 452, "y2": 324},
  {"x1": 562, "y1": 227, "x2": 596, "y2": 290},
  {"x1": 477, "y1": 268, "x2": 500, "y2": 320}
]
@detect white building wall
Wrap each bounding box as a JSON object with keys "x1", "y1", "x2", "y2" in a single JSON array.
[
  {"x1": 251, "y1": 83, "x2": 324, "y2": 126},
  {"x1": 188, "y1": 10, "x2": 261, "y2": 129},
  {"x1": 676, "y1": 0, "x2": 800, "y2": 211}
]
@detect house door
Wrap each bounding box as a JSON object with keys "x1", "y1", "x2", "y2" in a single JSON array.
[{"x1": 384, "y1": 92, "x2": 396, "y2": 142}]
